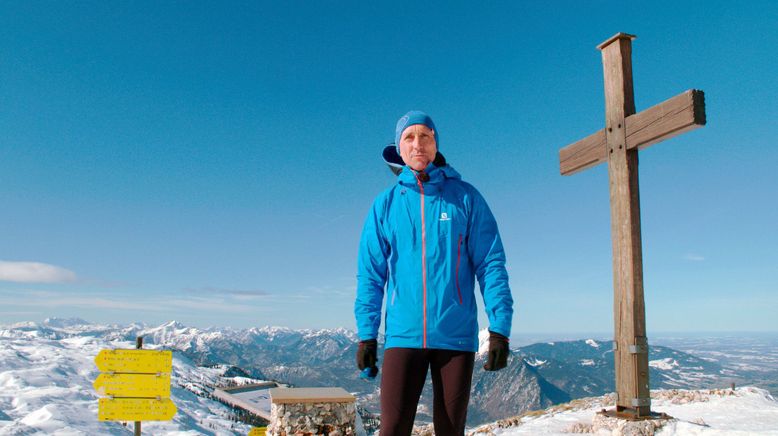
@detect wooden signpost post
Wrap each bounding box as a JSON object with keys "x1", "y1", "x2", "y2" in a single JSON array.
[
  {"x1": 559, "y1": 33, "x2": 706, "y2": 418},
  {"x1": 94, "y1": 337, "x2": 176, "y2": 433}
]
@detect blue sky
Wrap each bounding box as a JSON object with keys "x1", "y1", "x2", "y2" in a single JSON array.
[{"x1": 1, "y1": 1, "x2": 776, "y2": 336}]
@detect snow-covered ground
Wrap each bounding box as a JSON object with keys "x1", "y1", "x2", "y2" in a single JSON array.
[
  {"x1": 0, "y1": 324, "x2": 255, "y2": 435},
  {"x1": 468, "y1": 387, "x2": 778, "y2": 435}
]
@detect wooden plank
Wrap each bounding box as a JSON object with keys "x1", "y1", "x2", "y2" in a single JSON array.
[
  {"x1": 93, "y1": 373, "x2": 171, "y2": 398},
  {"x1": 600, "y1": 33, "x2": 651, "y2": 416},
  {"x1": 94, "y1": 349, "x2": 172, "y2": 374},
  {"x1": 98, "y1": 398, "x2": 177, "y2": 422},
  {"x1": 559, "y1": 89, "x2": 705, "y2": 175},
  {"x1": 627, "y1": 89, "x2": 706, "y2": 151},
  {"x1": 597, "y1": 32, "x2": 637, "y2": 50},
  {"x1": 559, "y1": 129, "x2": 606, "y2": 176},
  {"x1": 269, "y1": 387, "x2": 355, "y2": 404}
]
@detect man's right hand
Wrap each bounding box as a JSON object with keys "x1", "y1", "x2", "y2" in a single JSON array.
[
  {"x1": 356, "y1": 339, "x2": 378, "y2": 370},
  {"x1": 483, "y1": 331, "x2": 510, "y2": 371}
]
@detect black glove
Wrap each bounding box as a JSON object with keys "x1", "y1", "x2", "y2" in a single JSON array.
[
  {"x1": 356, "y1": 339, "x2": 378, "y2": 370},
  {"x1": 483, "y1": 331, "x2": 509, "y2": 371}
]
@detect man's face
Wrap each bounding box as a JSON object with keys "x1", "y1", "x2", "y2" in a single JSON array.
[{"x1": 399, "y1": 124, "x2": 437, "y2": 172}]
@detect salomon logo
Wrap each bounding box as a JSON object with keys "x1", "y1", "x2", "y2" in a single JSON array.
[{"x1": 439, "y1": 212, "x2": 451, "y2": 221}]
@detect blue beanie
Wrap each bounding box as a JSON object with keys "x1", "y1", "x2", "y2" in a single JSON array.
[{"x1": 395, "y1": 111, "x2": 439, "y2": 155}]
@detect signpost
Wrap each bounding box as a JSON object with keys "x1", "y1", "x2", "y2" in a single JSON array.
[
  {"x1": 94, "y1": 337, "x2": 176, "y2": 434},
  {"x1": 248, "y1": 426, "x2": 268, "y2": 436},
  {"x1": 97, "y1": 397, "x2": 177, "y2": 421},
  {"x1": 94, "y1": 349, "x2": 172, "y2": 373},
  {"x1": 94, "y1": 373, "x2": 171, "y2": 398}
]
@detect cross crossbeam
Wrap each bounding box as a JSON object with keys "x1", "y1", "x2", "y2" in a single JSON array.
[{"x1": 560, "y1": 89, "x2": 705, "y2": 175}]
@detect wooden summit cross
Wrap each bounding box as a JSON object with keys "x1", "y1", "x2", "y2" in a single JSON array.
[{"x1": 559, "y1": 33, "x2": 706, "y2": 418}]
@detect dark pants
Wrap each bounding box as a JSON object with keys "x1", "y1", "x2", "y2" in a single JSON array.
[{"x1": 380, "y1": 348, "x2": 475, "y2": 436}]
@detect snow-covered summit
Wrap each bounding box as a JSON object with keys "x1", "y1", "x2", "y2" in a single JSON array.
[{"x1": 469, "y1": 387, "x2": 778, "y2": 435}]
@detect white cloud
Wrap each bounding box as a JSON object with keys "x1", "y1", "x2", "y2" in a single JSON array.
[
  {"x1": 0, "y1": 261, "x2": 77, "y2": 283},
  {"x1": 182, "y1": 286, "x2": 270, "y2": 301},
  {"x1": 683, "y1": 253, "x2": 706, "y2": 262},
  {"x1": 165, "y1": 298, "x2": 260, "y2": 312},
  {"x1": 0, "y1": 311, "x2": 42, "y2": 316},
  {"x1": 1, "y1": 296, "x2": 163, "y2": 311},
  {"x1": 1, "y1": 288, "x2": 269, "y2": 314}
]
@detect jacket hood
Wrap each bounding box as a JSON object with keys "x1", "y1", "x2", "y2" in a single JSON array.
[{"x1": 381, "y1": 144, "x2": 461, "y2": 184}]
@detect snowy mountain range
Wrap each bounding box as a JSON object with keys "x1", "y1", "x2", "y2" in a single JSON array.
[
  {"x1": 0, "y1": 320, "x2": 259, "y2": 434},
  {"x1": 2, "y1": 318, "x2": 777, "y2": 434}
]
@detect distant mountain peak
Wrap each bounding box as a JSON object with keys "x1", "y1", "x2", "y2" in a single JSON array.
[
  {"x1": 42, "y1": 317, "x2": 91, "y2": 327},
  {"x1": 162, "y1": 320, "x2": 185, "y2": 329}
]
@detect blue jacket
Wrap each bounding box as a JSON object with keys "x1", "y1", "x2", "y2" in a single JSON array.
[{"x1": 355, "y1": 155, "x2": 513, "y2": 352}]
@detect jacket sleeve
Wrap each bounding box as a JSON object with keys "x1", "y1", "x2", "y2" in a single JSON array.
[
  {"x1": 467, "y1": 188, "x2": 513, "y2": 338},
  {"x1": 354, "y1": 196, "x2": 390, "y2": 341}
]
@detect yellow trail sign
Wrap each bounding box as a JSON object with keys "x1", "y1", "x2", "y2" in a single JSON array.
[
  {"x1": 95, "y1": 349, "x2": 172, "y2": 373},
  {"x1": 93, "y1": 373, "x2": 171, "y2": 397},
  {"x1": 248, "y1": 427, "x2": 267, "y2": 436},
  {"x1": 98, "y1": 398, "x2": 177, "y2": 421}
]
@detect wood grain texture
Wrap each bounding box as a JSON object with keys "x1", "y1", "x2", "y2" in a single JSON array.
[
  {"x1": 627, "y1": 89, "x2": 706, "y2": 151},
  {"x1": 600, "y1": 34, "x2": 651, "y2": 417},
  {"x1": 559, "y1": 129, "x2": 606, "y2": 176},
  {"x1": 269, "y1": 387, "x2": 355, "y2": 404},
  {"x1": 559, "y1": 89, "x2": 706, "y2": 175}
]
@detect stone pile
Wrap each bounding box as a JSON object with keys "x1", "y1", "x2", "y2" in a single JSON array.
[{"x1": 268, "y1": 387, "x2": 356, "y2": 436}]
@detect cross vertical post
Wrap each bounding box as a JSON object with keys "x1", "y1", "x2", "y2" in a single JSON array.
[
  {"x1": 558, "y1": 31, "x2": 706, "y2": 420},
  {"x1": 598, "y1": 33, "x2": 650, "y2": 416}
]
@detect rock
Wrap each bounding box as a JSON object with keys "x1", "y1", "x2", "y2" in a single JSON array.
[{"x1": 591, "y1": 413, "x2": 673, "y2": 436}]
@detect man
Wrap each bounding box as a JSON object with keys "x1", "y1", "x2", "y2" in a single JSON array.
[{"x1": 354, "y1": 111, "x2": 514, "y2": 435}]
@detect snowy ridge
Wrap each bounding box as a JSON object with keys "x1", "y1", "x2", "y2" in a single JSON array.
[{"x1": 524, "y1": 358, "x2": 547, "y2": 367}]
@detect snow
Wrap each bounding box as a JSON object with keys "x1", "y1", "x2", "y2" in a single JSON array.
[
  {"x1": 586, "y1": 339, "x2": 600, "y2": 348},
  {"x1": 524, "y1": 358, "x2": 547, "y2": 367},
  {"x1": 650, "y1": 358, "x2": 681, "y2": 370},
  {"x1": 0, "y1": 326, "x2": 253, "y2": 435},
  {"x1": 478, "y1": 328, "x2": 491, "y2": 355},
  {"x1": 229, "y1": 388, "x2": 272, "y2": 415},
  {"x1": 472, "y1": 387, "x2": 778, "y2": 435},
  {"x1": 228, "y1": 376, "x2": 259, "y2": 386}
]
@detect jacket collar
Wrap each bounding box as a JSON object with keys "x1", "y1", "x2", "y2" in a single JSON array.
[
  {"x1": 382, "y1": 145, "x2": 461, "y2": 187},
  {"x1": 397, "y1": 163, "x2": 461, "y2": 187}
]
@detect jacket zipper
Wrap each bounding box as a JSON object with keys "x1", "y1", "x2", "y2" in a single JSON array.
[
  {"x1": 456, "y1": 233, "x2": 463, "y2": 305},
  {"x1": 415, "y1": 174, "x2": 427, "y2": 349}
]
